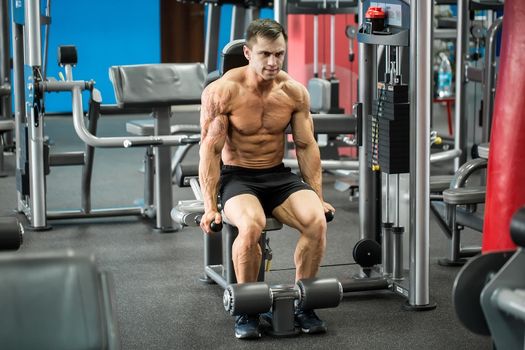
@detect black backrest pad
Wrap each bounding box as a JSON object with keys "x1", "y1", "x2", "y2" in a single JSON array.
[{"x1": 221, "y1": 39, "x2": 248, "y2": 75}]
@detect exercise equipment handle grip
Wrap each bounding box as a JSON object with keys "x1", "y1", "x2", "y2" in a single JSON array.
[
  {"x1": 325, "y1": 210, "x2": 335, "y2": 223},
  {"x1": 194, "y1": 216, "x2": 223, "y2": 232}
]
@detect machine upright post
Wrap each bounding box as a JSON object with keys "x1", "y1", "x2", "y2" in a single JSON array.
[
  {"x1": 25, "y1": 0, "x2": 48, "y2": 229},
  {"x1": 274, "y1": 0, "x2": 287, "y2": 70},
  {"x1": 408, "y1": 0, "x2": 433, "y2": 309},
  {"x1": 358, "y1": 0, "x2": 380, "y2": 242},
  {"x1": 11, "y1": 6, "x2": 25, "y2": 212},
  {"x1": 454, "y1": 0, "x2": 469, "y2": 170},
  {"x1": 481, "y1": 17, "x2": 503, "y2": 144},
  {"x1": 204, "y1": 4, "x2": 221, "y2": 73},
  {"x1": 153, "y1": 107, "x2": 175, "y2": 232},
  {"x1": 0, "y1": 0, "x2": 13, "y2": 143},
  {"x1": 230, "y1": 5, "x2": 247, "y2": 41}
]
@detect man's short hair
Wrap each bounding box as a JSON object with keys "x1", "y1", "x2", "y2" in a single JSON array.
[{"x1": 245, "y1": 19, "x2": 287, "y2": 48}]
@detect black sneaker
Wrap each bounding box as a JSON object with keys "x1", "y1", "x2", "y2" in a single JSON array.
[
  {"x1": 234, "y1": 314, "x2": 261, "y2": 339},
  {"x1": 294, "y1": 309, "x2": 327, "y2": 334}
]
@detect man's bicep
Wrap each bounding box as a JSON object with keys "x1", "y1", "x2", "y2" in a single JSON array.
[
  {"x1": 291, "y1": 109, "x2": 315, "y2": 148},
  {"x1": 200, "y1": 105, "x2": 228, "y2": 154}
]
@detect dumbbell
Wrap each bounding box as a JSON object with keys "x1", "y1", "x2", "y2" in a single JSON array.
[
  {"x1": 223, "y1": 277, "x2": 342, "y2": 316},
  {"x1": 0, "y1": 217, "x2": 24, "y2": 251}
]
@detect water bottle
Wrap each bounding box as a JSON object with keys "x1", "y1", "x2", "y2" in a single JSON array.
[{"x1": 437, "y1": 52, "x2": 453, "y2": 98}]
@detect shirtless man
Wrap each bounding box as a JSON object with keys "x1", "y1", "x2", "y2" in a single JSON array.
[{"x1": 199, "y1": 19, "x2": 335, "y2": 339}]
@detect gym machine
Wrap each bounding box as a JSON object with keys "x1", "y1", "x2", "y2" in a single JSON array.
[
  {"x1": 454, "y1": 0, "x2": 504, "y2": 169},
  {"x1": 429, "y1": 11, "x2": 504, "y2": 266},
  {"x1": 454, "y1": 206, "x2": 525, "y2": 350},
  {"x1": 10, "y1": 0, "x2": 204, "y2": 231},
  {"x1": 341, "y1": 0, "x2": 436, "y2": 310}
]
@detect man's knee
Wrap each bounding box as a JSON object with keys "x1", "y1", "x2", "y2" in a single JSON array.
[
  {"x1": 302, "y1": 212, "x2": 327, "y2": 245},
  {"x1": 229, "y1": 214, "x2": 265, "y2": 249}
]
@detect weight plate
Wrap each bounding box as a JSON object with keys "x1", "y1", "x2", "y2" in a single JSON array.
[
  {"x1": 352, "y1": 239, "x2": 381, "y2": 268},
  {"x1": 452, "y1": 251, "x2": 512, "y2": 335}
]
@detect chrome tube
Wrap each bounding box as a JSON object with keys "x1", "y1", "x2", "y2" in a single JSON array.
[
  {"x1": 358, "y1": 0, "x2": 379, "y2": 241},
  {"x1": 430, "y1": 149, "x2": 462, "y2": 163},
  {"x1": 283, "y1": 158, "x2": 359, "y2": 170},
  {"x1": 71, "y1": 86, "x2": 195, "y2": 148},
  {"x1": 204, "y1": 4, "x2": 220, "y2": 72},
  {"x1": 0, "y1": 0, "x2": 12, "y2": 126},
  {"x1": 28, "y1": 105, "x2": 47, "y2": 228},
  {"x1": 409, "y1": 0, "x2": 432, "y2": 306},
  {"x1": 313, "y1": 16, "x2": 318, "y2": 76},
  {"x1": 24, "y1": 0, "x2": 42, "y2": 66},
  {"x1": 274, "y1": 0, "x2": 287, "y2": 31},
  {"x1": 330, "y1": 14, "x2": 335, "y2": 77},
  {"x1": 454, "y1": 0, "x2": 469, "y2": 169},
  {"x1": 11, "y1": 16, "x2": 25, "y2": 211},
  {"x1": 230, "y1": 5, "x2": 246, "y2": 41},
  {"x1": 481, "y1": 17, "x2": 503, "y2": 143}
]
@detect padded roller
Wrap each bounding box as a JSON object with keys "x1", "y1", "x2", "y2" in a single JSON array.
[
  {"x1": 57, "y1": 45, "x2": 77, "y2": 66},
  {"x1": 510, "y1": 206, "x2": 525, "y2": 248},
  {"x1": 174, "y1": 163, "x2": 199, "y2": 187},
  {"x1": 0, "y1": 217, "x2": 23, "y2": 251},
  {"x1": 296, "y1": 278, "x2": 342, "y2": 310},
  {"x1": 223, "y1": 282, "x2": 272, "y2": 316}
]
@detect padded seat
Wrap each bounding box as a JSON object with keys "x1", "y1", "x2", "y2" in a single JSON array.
[
  {"x1": 263, "y1": 217, "x2": 284, "y2": 231},
  {"x1": 443, "y1": 186, "x2": 486, "y2": 205}
]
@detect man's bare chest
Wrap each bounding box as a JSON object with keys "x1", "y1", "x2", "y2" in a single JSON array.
[{"x1": 229, "y1": 92, "x2": 295, "y2": 135}]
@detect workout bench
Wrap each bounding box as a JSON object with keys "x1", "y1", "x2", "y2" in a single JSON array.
[
  {"x1": 107, "y1": 63, "x2": 205, "y2": 231},
  {"x1": 171, "y1": 163, "x2": 341, "y2": 336}
]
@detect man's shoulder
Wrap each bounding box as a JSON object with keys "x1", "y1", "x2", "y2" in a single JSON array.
[
  {"x1": 278, "y1": 73, "x2": 307, "y2": 100},
  {"x1": 205, "y1": 75, "x2": 240, "y2": 96}
]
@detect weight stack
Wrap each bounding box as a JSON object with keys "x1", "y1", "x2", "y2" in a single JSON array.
[{"x1": 368, "y1": 82, "x2": 410, "y2": 174}]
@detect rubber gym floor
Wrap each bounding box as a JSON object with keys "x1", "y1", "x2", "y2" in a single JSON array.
[{"x1": 0, "y1": 113, "x2": 491, "y2": 350}]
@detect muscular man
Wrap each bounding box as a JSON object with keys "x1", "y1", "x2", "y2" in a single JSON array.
[{"x1": 199, "y1": 19, "x2": 335, "y2": 339}]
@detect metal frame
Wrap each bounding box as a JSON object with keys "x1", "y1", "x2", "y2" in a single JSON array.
[
  {"x1": 351, "y1": 0, "x2": 433, "y2": 309},
  {"x1": 10, "y1": 0, "x2": 196, "y2": 231}
]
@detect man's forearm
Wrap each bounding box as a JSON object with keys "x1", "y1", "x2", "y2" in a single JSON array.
[
  {"x1": 199, "y1": 148, "x2": 222, "y2": 212},
  {"x1": 296, "y1": 143, "x2": 323, "y2": 200}
]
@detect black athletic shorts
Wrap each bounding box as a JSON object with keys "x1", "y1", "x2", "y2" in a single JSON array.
[{"x1": 219, "y1": 163, "x2": 313, "y2": 215}]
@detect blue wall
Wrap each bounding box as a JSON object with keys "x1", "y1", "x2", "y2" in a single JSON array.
[
  {"x1": 20, "y1": 2, "x2": 272, "y2": 111},
  {"x1": 43, "y1": 0, "x2": 160, "y2": 112}
]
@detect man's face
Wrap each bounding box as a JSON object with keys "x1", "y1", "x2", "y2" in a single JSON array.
[{"x1": 244, "y1": 34, "x2": 286, "y2": 81}]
